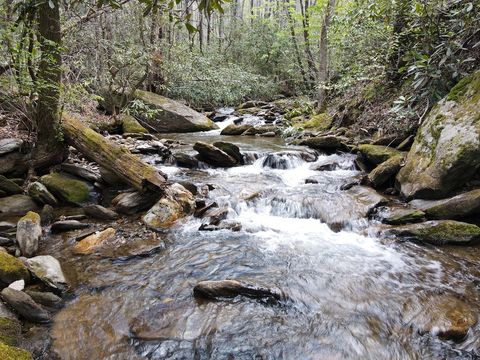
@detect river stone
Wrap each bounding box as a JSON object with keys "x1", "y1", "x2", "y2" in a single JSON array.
[
  {"x1": 388, "y1": 220, "x2": 480, "y2": 245},
  {"x1": 83, "y1": 204, "x2": 119, "y2": 220},
  {"x1": 242, "y1": 125, "x2": 278, "y2": 136},
  {"x1": 73, "y1": 227, "x2": 116, "y2": 254},
  {"x1": 193, "y1": 280, "x2": 284, "y2": 302},
  {"x1": 121, "y1": 114, "x2": 148, "y2": 134},
  {"x1": 112, "y1": 191, "x2": 160, "y2": 215},
  {"x1": 409, "y1": 189, "x2": 480, "y2": 220},
  {"x1": 368, "y1": 154, "x2": 405, "y2": 188},
  {"x1": 0, "y1": 315, "x2": 21, "y2": 346},
  {"x1": 25, "y1": 291, "x2": 62, "y2": 308},
  {"x1": 212, "y1": 141, "x2": 244, "y2": 164},
  {"x1": 134, "y1": 90, "x2": 218, "y2": 133},
  {"x1": 173, "y1": 152, "x2": 199, "y2": 168},
  {"x1": 16, "y1": 211, "x2": 42, "y2": 257},
  {"x1": 26, "y1": 255, "x2": 68, "y2": 291},
  {"x1": 0, "y1": 252, "x2": 30, "y2": 285},
  {"x1": 403, "y1": 294, "x2": 477, "y2": 341},
  {"x1": 50, "y1": 220, "x2": 90, "y2": 233},
  {"x1": 143, "y1": 184, "x2": 195, "y2": 229},
  {"x1": 220, "y1": 124, "x2": 253, "y2": 135},
  {"x1": 396, "y1": 71, "x2": 480, "y2": 199},
  {"x1": 39, "y1": 172, "x2": 92, "y2": 205},
  {"x1": 0, "y1": 139, "x2": 23, "y2": 156},
  {"x1": 8, "y1": 280, "x2": 25, "y2": 291},
  {"x1": 299, "y1": 136, "x2": 346, "y2": 152},
  {"x1": 60, "y1": 163, "x2": 101, "y2": 183},
  {"x1": 193, "y1": 142, "x2": 238, "y2": 167},
  {"x1": 0, "y1": 195, "x2": 38, "y2": 217},
  {"x1": 0, "y1": 152, "x2": 28, "y2": 177},
  {"x1": 0, "y1": 175, "x2": 22, "y2": 195},
  {"x1": 382, "y1": 209, "x2": 425, "y2": 225},
  {"x1": 358, "y1": 144, "x2": 402, "y2": 165},
  {"x1": 27, "y1": 182, "x2": 57, "y2": 206},
  {"x1": 0, "y1": 342, "x2": 33, "y2": 360},
  {"x1": 0, "y1": 288, "x2": 50, "y2": 323}
]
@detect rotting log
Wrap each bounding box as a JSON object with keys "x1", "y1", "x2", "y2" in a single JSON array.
[{"x1": 61, "y1": 113, "x2": 166, "y2": 192}]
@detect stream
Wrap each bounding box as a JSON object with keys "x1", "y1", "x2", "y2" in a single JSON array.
[{"x1": 44, "y1": 116, "x2": 480, "y2": 359}]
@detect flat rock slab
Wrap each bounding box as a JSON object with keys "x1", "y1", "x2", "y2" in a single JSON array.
[
  {"x1": 0, "y1": 288, "x2": 50, "y2": 323},
  {"x1": 193, "y1": 279, "x2": 285, "y2": 302},
  {"x1": 83, "y1": 204, "x2": 118, "y2": 220},
  {"x1": 50, "y1": 220, "x2": 90, "y2": 233}
]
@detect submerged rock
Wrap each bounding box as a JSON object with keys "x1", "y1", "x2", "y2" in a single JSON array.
[
  {"x1": 26, "y1": 255, "x2": 68, "y2": 291},
  {"x1": 0, "y1": 252, "x2": 30, "y2": 286},
  {"x1": 0, "y1": 288, "x2": 50, "y2": 323},
  {"x1": 25, "y1": 291, "x2": 62, "y2": 308},
  {"x1": 193, "y1": 280, "x2": 284, "y2": 302},
  {"x1": 387, "y1": 220, "x2": 480, "y2": 245},
  {"x1": 220, "y1": 124, "x2": 253, "y2": 136},
  {"x1": 16, "y1": 211, "x2": 42, "y2": 257},
  {"x1": 134, "y1": 90, "x2": 218, "y2": 133},
  {"x1": 143, "y1": 184, "x2": 195, "y2": 229},
  {"x1": 73, "y1": 227, "x2": 116, "y2": 255},
  {"x1": 50, "y1": 220, "x2": 90, "y2": 233},
  {"x1": 368, "y1": 154, "x2": 405, "y2": 188},
  {"x1": 396, "y1": 71, "x2": 480, "y2": 199},
  {"x1": 27, "y1": 182, "x2": 58, "y2": 206},
  {"x1": 409, "y1": 189, "x2": 480, "y2": 220},
  {"x1": 39, "y1": 172, "x2": 92, "y2": 205},
  {"x1": 112, "y1": 191, "x2": 160, "y2": 215},
  {"x1": 0, "y1": 195, "x2": 38, "y2": 217},
  {"x1": 358, "y1": 144, "x2": 402, "y2": 165},
  {"x1": 83, "y1": 204, "x2": 119, "y2": 220},
  {"x1": 194, "y1": 142, "x2": 238, "y2": 167},
  {"x1": 173, "y1": 152, "x2": 199, "y2": 168}
]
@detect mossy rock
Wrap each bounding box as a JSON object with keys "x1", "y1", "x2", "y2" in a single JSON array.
[
  {"x1": 368, "y1": 154, "x2": 405, "y2": 188},
  {"x1": 358, "y1": 144, "x2": 402, "y2": 165},
  {"x1": 0, "y1": 252, "x2": 30, "y2": 285},
  {"x1": 39, "y1": 172, "x2": 92, "y2": 205},
  {"x1": 383, "y1": 209, "x2": 425, "y2": 225},
  {"x1": 295, "y1": 113, "x2": 333, "y2": 131},
  {"x1": 0, "y1": 317, "x2": 21, "y2": 346},
  {"x1": 121, "y1": 114, "x2": 148, "y2": 134},
  {"x1": 0, "y1": 342, "x2": 33, "y2": 360},
  {"x1": 389, "y1": 220, "x2": 480, "y2": 245},
  {"x1": 397, "y1": 71, "x2": 480, "y2": 199}
]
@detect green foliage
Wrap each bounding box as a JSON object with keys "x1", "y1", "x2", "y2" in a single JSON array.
[{"x1": 125, "y1": 99, "x2": 162, "y2": 120}]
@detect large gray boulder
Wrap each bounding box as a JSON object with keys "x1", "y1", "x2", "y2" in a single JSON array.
[
  {"x1": 16, "y1": 211, "x2": 42, "y2": 257},
  {"x1": 26, "y1": 255, "x2": 68, "y2": 291},
  {"x1": 134, "y1": 90, "x2": 218, "y2": 133},
  {"x1": 396, "y1": 71, "x2": 480, "y2": 199}
]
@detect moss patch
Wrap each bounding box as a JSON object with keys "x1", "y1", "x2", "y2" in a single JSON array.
[
  {"x1": 0, "y1": 252, "x2": 30, "y2": 285},
  {"x1": 295, "y1": 113, "x2": 333, "y2": 131},
  {"x1": 121, "y1": 114, "x2": 148, "y2": 134},
  {"x1": 396, "y1": 220, "x2": 480, "y2": 245},
  {"x1": 0, "y1": 317, "x2": 21, "y2": 346},
  {"x1": 0, "y1": 342, "x2": 33, "y2": 360},
  {"x1": 39, "y1": 172, "x2": 92, "y2": 204},
  {"x1": 358, "y1": 144, "x2": 402, "y2": 165}
]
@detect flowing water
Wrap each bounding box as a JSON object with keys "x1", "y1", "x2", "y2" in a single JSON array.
[{"x1": 45, "y1": 119, "x2": 480, "y2": 359}]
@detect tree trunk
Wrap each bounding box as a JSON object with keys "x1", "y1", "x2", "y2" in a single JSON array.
[
  {"x1": 317, "y1": 0, "x2": 335, "y2": 112},
  {"x1": 285, "y1": 0, "x2": 308, "y2": 85},
  {"x1": 32, "y1": 0, "x2": 67, "y2": 171},
  {"x1": 299, "y1": 0, "x2": 317, "y2": 87},
  {"x1": 62, "y1": 113, "x2": 166, "y2": 193}
]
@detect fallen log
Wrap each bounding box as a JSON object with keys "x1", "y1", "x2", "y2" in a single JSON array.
[{"x1": 61, "y1": 113, "x2": 166, "y2": 192}]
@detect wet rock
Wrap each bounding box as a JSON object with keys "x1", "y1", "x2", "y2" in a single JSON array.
[
  {"x1": 26, "y1": 255, "x2": 68, "y2": 291},
  {"x1": 40, "y1": 205, "x2": 55, "y2": 226},
  {"x1": 238, "y1": 100, "x2": 268, "y2": 109},
  {"x1": 396, "y1": 71, "x2": 480, "y2": 199},
  {"x1": 8, "y1": 280, "x2": 25, "y2": 291},
  {"x1": 258, "y1": 131, "x2": 276, "y2": 137},
  {"x1": 212, "y1": 141, "x2": 244, "y2": 164},
  {"x1": 403, "y1": 294, "x2": 477, "y2": 341},
  {"x1": 25, "y1": 291, "x2": 62, "y2": 308},
  {"x1": 73, "y1": 228, "x2": 116, "y2": 255},
  {"x1": 0, "y1": 288, "x2": 50, "y2": 323},
  {"x1": 112, "y1": 191, "x2": 160, "y2": 215},
  {"x1": 121, "y1": 114, "x2": 148, "y2": 134},
  {"x1": 368, "y1": 154, "x2": 405, "y2": 188},
  {"x1": 0, "y1": 175, "x2": 22, "y2": 195},
  {"x1": 220, "y1": 124, "x2": 253, "y2": 135},
  {"x1": 134, "y1": 90, "x2": 218, "y2": 132},
  {"x1": 305, "y1": 178, "x2": 318, "y2": 184},
  {"x1": 205, "y1": 207, "x2": 229, "y2": 225},
  {"x1": 83, "y1": 204, "x2": 119, "y2": 220},
  {"x1": 143, "y1": 184, "x2": 195, "y2": 228},
  {"x1": 39, "y1": 173, "x2": 92, "y2": 205},
  {"x1": 382, "y1": 209, "x2": 425, "y2": 225},
  {"x1": 0, "y1": 237, "x2": 12, "y2": 246},
  {"x1": 0, "y1": 138, "x2": 23, "y2": 156},
  {"x1": 174, "y1": 152, "x2": 199, "y2": 168},
  {"x1": 27, "y1": 182, "x2": 58, "y2": 206},
  {"x1": 358, "y1": 144, "x2": 402, "y2": 165},
  {"x1": 50, "y1": 220, "x2": 90, "y2": 233},
  {"x1": 194, "y1": 202, "x2": 218, "y2": 218},
  {"x1": 0, "y1": 195, "x2": 38, "y2": 217},
  {"x1": 388, "y1": 220, "x2": 480, "y2": 245},
  {"x1": 16, "y1": 211, "x2": 42, "y2": 257},
  {"x1": 346, "y1": 186, "x2": 388, "y2": 217},
  {"x1": 0, "y1": 252, "x2": 30, "y2": 285},
  {"x1": 60, "y1": 163, "x2": 102, "y2": 183},
  {"x1": 194, "y1": 142, "x2": 238, "y2": 167},
  {"x1": 409, "y1": 189, "x2": 480, "y2": 220},
  {"x1": 299, "y1": 136, "x2": 346, "y2": 152},
  {"x1": 193, "y1": 280, "x2": 284, "y2": 301},
  {"x1": 177, "y1": 181, "x2": 198, "y2": 196},
  {"x1": 200, "y1": 220, "x2": 242, "y2": 232},
  {"x1": 242, "y1": 125, "x2": 278, "y2": 136}
]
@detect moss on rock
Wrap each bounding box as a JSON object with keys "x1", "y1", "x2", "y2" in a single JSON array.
[
  {"x1": 295, "y1": 113, "x2": 333, "y2": 131},
  {"x1": 359, "y1": 144, "x2": 402, "y2": 165},
  {"x1": 0, "y1": 342, "x2": 33, "y2": 360},
  {"x1": 121, "y1": 114, "x2": 148, "y2": 134},
  {"x1": 0, "y1": 317, "x2": 21, "y2": 346},
  {"x1": 39, "y1": 172, "x2": 92, "y2": 204},
  {"x1": 0, "y1": 252, "x2": 30, "y2": 285}
]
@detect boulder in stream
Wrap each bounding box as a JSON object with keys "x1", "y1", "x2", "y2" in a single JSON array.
[
  {"x1": 50, "y1": 220, "x2": 90, "y2": 233},
  {"x1": 0, "y1": 288, "x2": 50, "y2": 323},
  {"x1": 193, "y1": 280, "x2": 285, "y2": 302},
  {"x1": 39, "y1": 172, "x2": 93, "y2": 205},
  {"x1": 368, "y1": 154, "x2": 405, "y2": 188},
  {"x1": 27, "y1": 182, "x2": 58, "y2": 206},
  {"x1": 134, "y1": 90, "x2": 218, "y2": 133},
  {"x1": 16, "y1": 211, "x2": 42, "y2": 257},
  {"x1": 358, "y1": 144, "x2": 402, "y2": 165},
  {"x1": 73, "y1": 227, "x2": 116, "y2": 255},
  {"x1": 382, "y1": 208, "x2": 425, "y2": 225},
  {"x1": 299, "y1": 135, "x2": 346, "y2": 152},
  {"x1": 193, "y1": 142, "x2": 238, "y2": 167},
  {"x1": 0, "y1": 252, "x2": 30, "y2": 286},
  {"x1": 26, "y1": 255, "x2": 68, "y2": 291},
  {"x1": 112, "y1": 191, "x2": 160, "y2": 215},
  {"x1": 220, "y1": 124, "x2": 253, "y2": 136},
  {"x1": 212, "y1": 141, "x2": 244, "y2": 164},
  {"x1": 396, "y1": 71, "x2": 480, "y2": 199},
  {"x1": 83, "y1": 204, "x2": 119, "y2": 220},
  {"x1": 0, "y1": 195, "x2": 38, "y2": 217}
]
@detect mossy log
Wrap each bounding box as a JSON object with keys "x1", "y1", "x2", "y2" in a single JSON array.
[{"x1": 61, "y1": 113, "x2": 166, "y2": 192}]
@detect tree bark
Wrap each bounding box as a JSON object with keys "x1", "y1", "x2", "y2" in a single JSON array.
[
  {"x1": 32, "y1": 0, "x2": 67, "y2": 171},
  {"x1": 285, "y1": 0, "x2": 308, "y2": 85},
  {"x1": 317, "y1": 0, "x2": 335, "y2": 112},
  {"x1": 62, "y1": 113, "x2": 166, "y2": 193}
]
